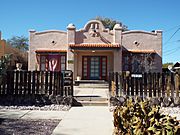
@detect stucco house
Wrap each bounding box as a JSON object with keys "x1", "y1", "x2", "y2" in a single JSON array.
[{"x1": 29, "y1": 20, "x2": 162, "y2": 80}]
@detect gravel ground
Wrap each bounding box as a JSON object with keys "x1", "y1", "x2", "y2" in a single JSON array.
[
  {"x1": 0, "y1": 104, "x2": 71, "y2": 111},
  {"x1": 160, "y1": 107, "x2": 180, "y2": 120},
  {"x1": 0, "y1": 119, "x2": 60, "y2": 135}
]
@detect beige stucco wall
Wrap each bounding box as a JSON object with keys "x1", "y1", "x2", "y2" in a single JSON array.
[
  {"x1": 29, "y1": 30, "x2": 68, "y2": 70},
  {"x1": 74, "y1": 51, "x2": 114, "y2": 80},
  {"x1": 113, "y1": 49, "x2": 122, "y2": 72},
  {"x1": 122, "y1": 30, "x2": 162, "y2": 72}
]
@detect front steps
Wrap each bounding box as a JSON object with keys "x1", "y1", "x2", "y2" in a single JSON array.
[{"x1": 74, "y1": 80, "x2": 109, "y2": 106}]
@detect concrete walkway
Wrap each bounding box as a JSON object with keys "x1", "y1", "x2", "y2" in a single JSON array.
[
  {"x1": 0, "y1": 107, "x2": 113, "y2": 135},
  {"x1": 0, "y1": 109, "x2": 67, "y2": 120},
  {"x1": 52, "y1": 106, "x2": 113, "y2": 135}
]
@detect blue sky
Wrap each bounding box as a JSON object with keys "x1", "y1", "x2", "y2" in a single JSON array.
[{"x1": 0, "y1": 0, "x2": 180, "y2": 63}]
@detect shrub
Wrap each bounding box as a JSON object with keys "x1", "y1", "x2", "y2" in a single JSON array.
[{"x1": 113, "y1": 97, "x2": 179, "y2": 135}]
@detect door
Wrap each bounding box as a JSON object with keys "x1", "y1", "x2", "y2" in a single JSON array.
[
  {"x1": 82, "y1": 56, "x2": 107, "y2": 80},
  {"x1": 90, "y1": 56, "x2": 100, "y2": 79}
]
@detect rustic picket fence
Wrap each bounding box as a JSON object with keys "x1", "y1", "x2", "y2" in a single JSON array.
[
  {"x1": 0, "y1": 70, "x2": 73, "y2": 105},
  {"x1": 109, "y1": 72, "x2": 180, "y2": 98}
]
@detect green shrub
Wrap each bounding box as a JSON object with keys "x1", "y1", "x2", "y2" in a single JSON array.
[{"x1": 113, "y1": 97, "x2": 179, "y2": 135}]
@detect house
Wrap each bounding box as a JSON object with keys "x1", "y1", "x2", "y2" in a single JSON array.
[
  {"x1": 0, "y1": 31, "x2": 28, "y2": 69},
  {"x1": 28, "y1": 20, "x2": 162, "y2": 80}
]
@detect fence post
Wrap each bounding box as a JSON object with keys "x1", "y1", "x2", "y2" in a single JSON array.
[
  {"x1": 140, "y1": 73, "x2": 143, "y2": 97},
  {"x1": 27, "y1": 71, "x2": 32, "y2": 94},
  {"x1": 175, "y1": 73, "x2": 179, "y2": 98},
  {"x1": 126, "y1": 72, "x2": 130, "y2": 96},
  {"x1": 23, "y1": 71, "x2": 28, "y2": 95},
  {"x1": 49, "y1": 71, "x2": 53, "y2": 95},
  {"x1": 109, "y1": 72, "x2": 112, "y2": 97},
  {"x1": 162, "y1": 73, "x2": 165, "y2": 97},
  {"x1": 171, "y1": 73, "x2": 175, "y2": 98},
  {"x1": 19, "y1": 71, "x2": 23, "y2": 95},
  {"x1": 157, "y1": 73, "x2": 161, "y2": 97},
  {"x1": 144, "y1": 73, "x2": 147, "y2": 97},
  {"x1": 166, "y1": 73, "x2": 171, "y2": 97},
  {"x1": 6, "y1": 71, "x2": 11, "y2": 94},
  {"x1": 153, "y1": 73, "x2": 156, "y2": 97},
  {"x1": 148, "y1": 73, "x2": 152, "y2": 97},
  {"x1": 131, "y1": 73, "x2": 134, "y2": 96},
  {"x1": 60, "y1": 72, "x2": 64, "y2": 96},
  {"x1": 135, "y1": 76, "x2": 139, "y2": 96},
  {"x1": 45, "y1": 71, "x2": 48, "y2": 95},
  {"x1": 32, "y1": 71, "x2": 36, "y2": 95},
  {"x1": 115, "y1": 72, "x2": 119, "y2": 96},
  {"x1": 122, "y1": 72, "x2": 126, "y2": 96},
  {"x1": 15, "y1": 71, "x2": 19, "y2": 95},
  {"x1": 71, "y1": 71, "x2": 73, "y2": 96}
]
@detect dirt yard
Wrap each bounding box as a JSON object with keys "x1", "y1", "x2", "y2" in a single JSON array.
[{"x1": 0, "y1": 118, "x2": 60, "y2": 135}]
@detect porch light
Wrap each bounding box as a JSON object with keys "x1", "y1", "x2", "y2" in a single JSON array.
[{"x1": 92, "y1": 50, "x2": 95, "y2": 53}]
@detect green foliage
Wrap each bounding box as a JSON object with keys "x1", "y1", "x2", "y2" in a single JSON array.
[
  {"x1": 94, "y1": 16, "x2": 128, "y2": 31},
  {"x1": 163, "y1": 62, "x2": 173, "y2": 68},
  {"x1": 7, "y1": 36, "x2": 29, "y2": 51},
  {"x1": 0, "y1": 54, "x2": 12, "y2": 82},
  {"x1": 113, "y1": 97, "x2": 179, "y2": 135}
]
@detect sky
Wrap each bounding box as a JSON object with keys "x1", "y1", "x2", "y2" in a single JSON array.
[{"x1": 0, "y1": 0, "x2": 180, "y2": 63}]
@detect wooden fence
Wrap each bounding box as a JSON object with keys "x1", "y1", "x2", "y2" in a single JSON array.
[
  {"x1": 109, "y1": 72, "x2": 180, "y2": 98},
  {"x1": 0, "y1": 70, "x2": 73, "y2": 97}
]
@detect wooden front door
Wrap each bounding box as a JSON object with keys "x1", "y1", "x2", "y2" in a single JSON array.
[{"x1": 82, "y1": 56, "x2": 107, "y2": 80}]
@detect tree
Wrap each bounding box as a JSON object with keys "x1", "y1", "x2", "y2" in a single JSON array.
[
  {"x1": 162, "y1": 62, "x2": 173, "y2": 68},
  {"x1": 7, "y1": 36, "x2": 29, "y2": 51},
  {"x1": 0, "y1": 54, "x2": 12, "y2": 83},
  {"x1": 94, "y1": 16, "x2": 128, "y2": 31}
]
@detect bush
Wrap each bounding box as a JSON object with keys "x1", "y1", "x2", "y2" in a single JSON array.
[{"x1": 113, "y1": 97, "x2": 179, "y2": 135}]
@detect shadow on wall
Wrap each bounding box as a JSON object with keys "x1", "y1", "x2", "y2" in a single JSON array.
[{"x1": 122, "y1": 47, "x2": 162, "y2": 73}]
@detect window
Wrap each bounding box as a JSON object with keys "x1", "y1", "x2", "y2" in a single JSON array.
[{"x1": 38, "y1": 53, "x2": 66, "y2": 71}]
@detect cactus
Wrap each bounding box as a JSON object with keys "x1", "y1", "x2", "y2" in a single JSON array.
[{"x1": 113, "y1": 97, "x2": 179, "y2": 135}]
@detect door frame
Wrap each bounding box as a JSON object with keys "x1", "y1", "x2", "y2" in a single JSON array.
[{"x1": 82, "y1": 56, "x2": 107, "y2": 80}]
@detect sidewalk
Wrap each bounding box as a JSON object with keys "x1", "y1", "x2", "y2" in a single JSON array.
[
  {"x1": 0, "y1": 109, "x2": 67, "y2": 120},
  {"x1": 52, "y1": 106, "x2": 113, "y2": 135},
  {"x1": 0, "y1": 106, "x2": 114, "y2": 135}
]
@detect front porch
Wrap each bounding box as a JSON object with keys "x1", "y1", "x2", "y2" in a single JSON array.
[{"x1": 72, "y1": 49, "x2": 122, "y2": 81}]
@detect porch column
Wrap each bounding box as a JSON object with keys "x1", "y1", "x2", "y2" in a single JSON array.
[
  {"x1": 113, "y1": 49, "x2": 122, "y2": 72},
  {"x1": 67, "y1": 23, "x2": 76, "y2": 75}
]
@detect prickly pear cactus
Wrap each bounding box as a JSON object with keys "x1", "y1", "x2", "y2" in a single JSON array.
[{"x1": 113, "y1": 97, "x2": 179, "y2": 135}]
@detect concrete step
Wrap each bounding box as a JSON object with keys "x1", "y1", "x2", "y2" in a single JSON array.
[
  {"x1": 73, "y1": 96, "x2": 109, "y2": 106},
  {"x1": 77, "y1": 101, "x2": 108, "y2": 106},
  {"x1": 77, "y1": 85, "x2": 109, "y2": 88},
  {"x1": 75, "y1": 80, "x2": 108, "y2": 84},
  {"x1": 75, "y1": 82, "x2": 109, "y2": 88}
]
